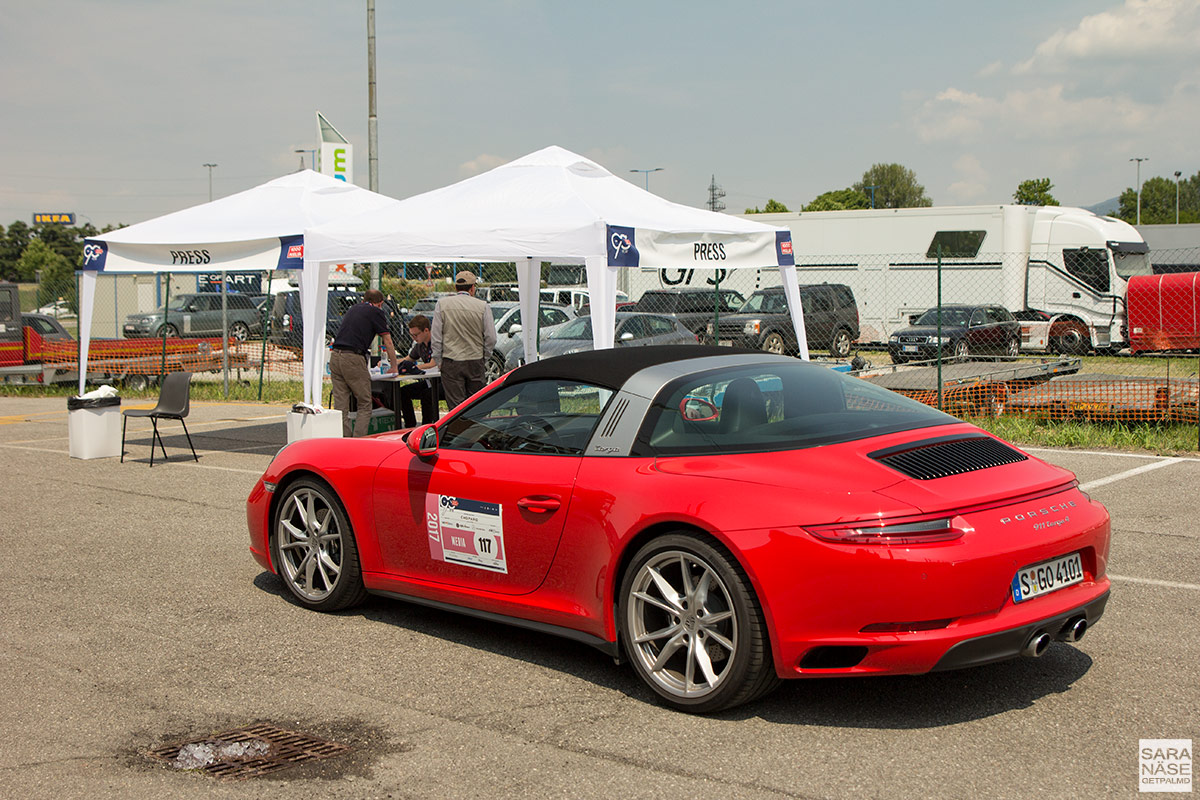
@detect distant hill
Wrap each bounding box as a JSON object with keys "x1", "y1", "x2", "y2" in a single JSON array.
[{"x1": 1084, "y1": 196, "x2": 1121, "y2": 217}]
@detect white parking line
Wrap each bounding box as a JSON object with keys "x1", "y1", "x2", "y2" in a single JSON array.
[
  {"x1": 1078, "y1": 458, "x2": 1184, "y2": 492},
  {"x1": 1110, "y1": 574, "x2": 1200, "y2": 592},
  {"x1": 1023, "y1": 447, "x2": 1200, "y2": 462}
]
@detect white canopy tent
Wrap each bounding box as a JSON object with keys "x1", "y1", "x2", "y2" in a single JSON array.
[
  {"x1": 302, "y1": 145, "x2": 805, "y2": 408},
  {"x1": 79, "y1": 170, "x2": 401, "y2": 395}
]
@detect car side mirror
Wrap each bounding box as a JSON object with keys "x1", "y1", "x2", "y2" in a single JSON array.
[
  {"x1": 680, "y1": 397, "x2": 718, "y2": 421},
  {"x1": 508, "y1": 323, "x2": 522, "y2": 337},
  {"x1": 406, "y1": 424, "x2": 439, "y2": 458},
  {"x1": 619, "y1": 331, "x2": 634, "y2": 342},
  {"x1": 908, "y1": 314, "x2": 920, "y2": 325}
]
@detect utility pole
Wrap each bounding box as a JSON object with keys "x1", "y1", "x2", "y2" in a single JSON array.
[
  {"x1": 706, "y1": 175, "x2": 726, "y2": 212},
  {"x1": 1175, "y1": 171, "x2": 1182, "y2": 224},
  {"x1": 367, "y1": 0, "x2": 380, "y2": 291},
  {"x1": 202, "y1": 163, "x2": 217, "y2": 202},
  {"x1": 1130, "y1": 157, "x2": 1148, "y2": 225},
  {"x1": 865, "y1": 185, "x2": 879, "y2": 209}
]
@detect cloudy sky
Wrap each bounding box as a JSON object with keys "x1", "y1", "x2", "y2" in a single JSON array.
[{"x1": 3, "y1": 0, "x2": 1197, "y2": 228}]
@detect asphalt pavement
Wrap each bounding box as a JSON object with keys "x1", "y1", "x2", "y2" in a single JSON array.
[{"x1": 0, "y1": 396, "x2": 1195, "y2": 799}]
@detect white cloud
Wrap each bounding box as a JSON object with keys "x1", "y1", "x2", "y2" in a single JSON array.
[
  {"x1": 947, "y1": 155, "x2": 989, "y2": 202},
  {"x1": 1016, "y1": 0, "x2": 1200, "y2": 73},
  {"x1": 458, "y1": 154, "x2": 509, "y2": 176}
]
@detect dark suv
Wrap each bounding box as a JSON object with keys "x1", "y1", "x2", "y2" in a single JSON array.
[
  {"x1": 888, "y1": 304, "x2": 1020, "y2": 363},
  {"x1": 708, "y1": 283, "x2": 859, "y2": 357},
  {"x1": 269, "y1": 289, "x2": 412, "y2": 354},
  {"x1": 632, "y1": 287, "x2": 745, "y2": 336}
]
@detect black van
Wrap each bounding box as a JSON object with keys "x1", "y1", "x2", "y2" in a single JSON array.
[
  {"x1": 707, "y1": 283, "x2": 860, "y2": 357},
  {"x1": 269, "y1": 289, "x2": 412, "y2": 354}
]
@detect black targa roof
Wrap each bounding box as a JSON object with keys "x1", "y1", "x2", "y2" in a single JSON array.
[{"x1": 508, "y1": 345, "x2": 759, "y2": 390}]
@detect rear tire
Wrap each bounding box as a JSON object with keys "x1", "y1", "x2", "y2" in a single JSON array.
[
  {"x1": 619, "y1": 533, "x2": 779, "y2": 713},
  {"x1": 1052, "y1": 323, "x2": 1089, "y2": 356},
  {"x1": 485, "y1": 354, "x2": 505, "y2": 384},
  {"x1": 953, "y1": 338, "x2": 970, "y2": 361},
  {"x1": 829, "y1": 328, "x2": 852, "y2": 358},
  {"x1": 229, "y1": 321, "x2": 250, "y2": 342}
]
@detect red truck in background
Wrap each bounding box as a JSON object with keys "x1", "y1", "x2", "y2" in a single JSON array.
[
  {"x1": 1, "y1": 282, "x2": 250, "y2": 387},
  {"x1": 1127, "y1": 272, "x2": 1200, "y2": 354}
]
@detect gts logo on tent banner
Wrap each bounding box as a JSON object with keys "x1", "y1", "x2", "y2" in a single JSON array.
[
  {"x1": 82, "y1": 243, "x2": 105, "y2": 264},
  {"x1": 170, "y1": 249, "x2": 212, "y2": 265},
  {"x1": 694, "y1": 243, "x2": 727, "y2": 261}
]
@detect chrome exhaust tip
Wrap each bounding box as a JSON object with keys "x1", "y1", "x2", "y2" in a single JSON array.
[
  {"x1": 1057, "y1": 617, "x2": 1087, "y2": 643},
  {"x1": 1021, "y1": 632, "x2": 1052, "y2": 658}
]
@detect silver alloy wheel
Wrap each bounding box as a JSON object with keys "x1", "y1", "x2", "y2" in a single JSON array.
[
  {"x1": 1006, "y1": 337, "x2": 1020, "y2": 358},
  {"x1": 276, "y1": 486, "x2": 346, "y2": 602},
  {"x1": 761, "y1": 333, "x2": 786, "y2": 354},
  {"x1": 954, "y1": 339, "x2": 969, "y2": 360},
  {"x1": 230, "y1": 322, "x2": 250, "y2": 342},
  {"x1": 830, "y1": 328, "x2": 852, "y2": 358},
  {"x1": 626, "y1": 549, "x2": 738, "y2": 699}
]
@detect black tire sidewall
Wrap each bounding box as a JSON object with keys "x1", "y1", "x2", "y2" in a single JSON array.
[
  {"x1": 271, "y1": 477, "x2": 366, "y2": 611},
  {"x1": 618, "y1": 533, "x2": 766, "y2": 713}
]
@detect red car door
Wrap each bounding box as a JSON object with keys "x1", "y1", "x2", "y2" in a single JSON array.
[{"x1": 371, "y1": 378, "x2": 602, "y2": 595}]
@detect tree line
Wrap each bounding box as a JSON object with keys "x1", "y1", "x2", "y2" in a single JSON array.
[{"x1": 744, "y1": 164, "x2": 1200, "y2": 225}]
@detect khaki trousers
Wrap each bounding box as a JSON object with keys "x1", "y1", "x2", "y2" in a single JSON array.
[{"x1": 329, "y1": 349, "x2": 373, "y2": 438}]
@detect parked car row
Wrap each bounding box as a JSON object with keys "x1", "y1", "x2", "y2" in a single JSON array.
[{"x1": 122, "y1": 292, "x2": 266, "y2": 341}]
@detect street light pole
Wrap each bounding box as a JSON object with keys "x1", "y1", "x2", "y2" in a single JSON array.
[
  {"x1": 864, "y1": 185, "x2": 879, "y2": 209},
  {"x1": 1130, "y1": 157, "x2": 1148, "y2": 225},
  {"x1": 202, "y1": 163, "x2": 217, "y2": 202},
  {"x1": 1175, "y1": 171, "x2": 1182, "y2": 224},
  {"x1": 629, "y1": 167, "x2": 663, "y2": 191}
]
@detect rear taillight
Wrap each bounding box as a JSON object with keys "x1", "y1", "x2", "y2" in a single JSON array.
[{"x1": 804, "y1": 516, "x2": 968, "y2": 545}]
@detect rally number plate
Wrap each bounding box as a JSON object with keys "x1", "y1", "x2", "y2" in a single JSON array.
[{"x1": 1011, "y1": 552, "x2": 1084, "y2": 603}]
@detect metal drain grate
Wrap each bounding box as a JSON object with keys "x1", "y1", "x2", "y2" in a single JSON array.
[{"x1": 145, "y1": 723, "x2": 351, "y2": 781}]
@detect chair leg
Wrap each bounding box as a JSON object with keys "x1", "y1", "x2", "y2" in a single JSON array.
[
  {"x1": 149, "y1": 418, "x2": 168, "y2": 466},
  {"x1": 180, "y1": 419, "x2": 198, "y2": 462},
  {"x1": 120, "y1": 415, "x2": 127, "y2": 463}
]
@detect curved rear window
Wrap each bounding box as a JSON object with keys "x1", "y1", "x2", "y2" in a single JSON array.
[{"x1": 637, "y1": 362, "x2": 955, "y2": 455}]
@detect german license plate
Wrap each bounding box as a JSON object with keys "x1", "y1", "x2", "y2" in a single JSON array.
[
  {"x1": 903, "y1": 345, "x2": 917, "y2": 353},
  {"x1": 1011, "y1": 552, "x2": 1083, "y2": 603},
  {"x1": 123, "y1": 325, "x2": 135, "y2": 333}
]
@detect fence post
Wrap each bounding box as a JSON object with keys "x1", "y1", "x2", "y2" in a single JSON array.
[
  {"x1": 258, "y1": 270, "x2": 272, "y2": 401},
  {"x1": 161, "y1": 276, "x2": 170, "y2": 376},
  {"x1": 936, "y1": 244, "x2": 943, "y2": 411}
]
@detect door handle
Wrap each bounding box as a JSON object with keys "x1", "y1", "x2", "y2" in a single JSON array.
[
  {"x1": 1072, "y1": 292, "x2": 1081, "y2": 298},
  {"x1": 517, "y1": 496, "x2": 561, "y2": 514}
]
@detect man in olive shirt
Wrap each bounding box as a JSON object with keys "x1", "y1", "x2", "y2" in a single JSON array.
[
  {"x1": 431, "y1": 271, "x2": 497, "y2": 411},
  {"x1": 330, "y1": 288, "x2": 398, "y2": 438}
]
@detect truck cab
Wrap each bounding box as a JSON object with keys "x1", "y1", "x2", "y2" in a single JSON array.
[{"x1": 0, "y1": 283, "x2": 22, "y2": 367}]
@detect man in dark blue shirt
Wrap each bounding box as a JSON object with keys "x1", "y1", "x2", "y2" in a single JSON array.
[{"x1": 330, "y1": 289, "x2": 398, "y2": 437}]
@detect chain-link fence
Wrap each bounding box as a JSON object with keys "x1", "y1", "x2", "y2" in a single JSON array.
[{"x1": 9, "y1": 251, "x2": 1199, "y2": 441}]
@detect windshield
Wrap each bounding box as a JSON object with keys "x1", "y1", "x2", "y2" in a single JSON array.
[
  {"x1": 163, "y1": 298, "x2": 192, "y2": 313},
  {"x1": 641, "y1": 362, "x2": 956, "y2": 455},
  {"x1": 738, "y1": 292, "x2": 785, "y2": 314},
  {"x1": 549, "y1": 316, "x2": 593, "y2": 340},
  {"x1": 1113, "y1": 251, "x2": 1152, "y2": 280},
  {"x1": 915, "y1": 308, "x2": 970, "y2": 327},
  {"x1": 492, "y1": 306, "x2": 510, "y2": 322}
]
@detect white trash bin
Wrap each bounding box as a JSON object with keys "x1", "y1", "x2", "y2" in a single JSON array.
[{"x1": 67, "y1": 395, "x2": 123, "y2": 459}]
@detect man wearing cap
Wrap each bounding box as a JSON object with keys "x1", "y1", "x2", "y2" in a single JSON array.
[
  {"x1": 432, "y1": 271, "x2": 497, "y2": 411},
  {"x1": 330, "y1": 288, "x2": 399, "y2": 438}
]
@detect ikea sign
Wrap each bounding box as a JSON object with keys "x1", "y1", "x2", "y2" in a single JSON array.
[{"x1": 33, "y1": 212, "x2": 77, "y2": 225}]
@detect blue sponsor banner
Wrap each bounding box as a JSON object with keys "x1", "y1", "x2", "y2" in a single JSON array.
[
  {"x1": 81, "y1": 240, "x2": 107, "y2": 271},
  {"x1": 606, "y1": 224, "x2": 639, "y2": 267},
  {"x1": 277, "y1": 235, "x2": 305, "y2": 269},
  {"x1": 776, "y1": 231, "x2": 795, "y2": 266}
]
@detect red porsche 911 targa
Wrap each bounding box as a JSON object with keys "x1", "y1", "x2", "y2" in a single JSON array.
[{"x1": 247, "y1": 346, "x2": 1110, "y2": 713}]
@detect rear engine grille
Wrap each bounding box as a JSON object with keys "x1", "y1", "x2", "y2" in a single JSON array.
[{"x1": 871, "y1": 434, "x2": 1027, "y2": 480}]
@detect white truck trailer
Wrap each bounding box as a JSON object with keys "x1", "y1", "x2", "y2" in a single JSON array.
[{"x1": 725, "y1": 205, "x2": 1153, "y2": 354}]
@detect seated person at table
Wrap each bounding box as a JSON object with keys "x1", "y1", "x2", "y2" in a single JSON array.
[{"x1": 397, "y1": 314, "x2": 441, "y2": 428}]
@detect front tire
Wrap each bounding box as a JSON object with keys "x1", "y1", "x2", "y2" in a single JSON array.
[
  {"x1": 953, "y1": 338, "x2": 970, "y2": 361},
  {"x1": 229, "y1": 321, "x2": 250, "y2": 342},
  {"x1": 272, "y1": 478, "x2": 367, "y2": 611},
  {"x1": 619, "y1": 534, "x2": 779, "y2": 713},
  {"x1": 485, "y1": 354, "x2": 505, "y2": 384},
  {"x1": 1053, "y1": 323, "x2": 1089, "y2": 356},
  {"x1": 157, "y1": 324, "x2": 179, "y2": 338},
  {"x1": 760, "y1": 332, "x2": 786, "y2": 355}
]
